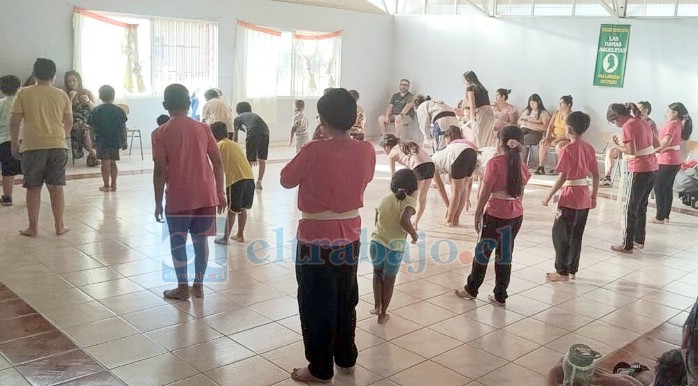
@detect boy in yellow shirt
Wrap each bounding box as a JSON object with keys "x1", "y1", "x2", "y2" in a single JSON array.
[{"x1": 211, "y1": 122, "x2": 254, "y2": 244}]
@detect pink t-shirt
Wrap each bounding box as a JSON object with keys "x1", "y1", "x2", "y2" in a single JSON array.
[
  {"x1": 280, "y1": 138, "x2": 376, "y2": 244},
  {"x1": 152, "y1": 116, "x2": 220, "y2": 214},
  {"x1": 483, "y1": 154, "x2": 531, "y2": 219},
  {"x1": 622, "y1": 117, "x2": 658, "y2": 173},
  {"x1": 657, "y1": 120, "x2": 683, "y2": 166},
  {"x1": 556, "y1": 140, "x2": 598, "y2": 210},
  {"x1": 389, "y1": 145, "x2": 432, "y2": 170}
]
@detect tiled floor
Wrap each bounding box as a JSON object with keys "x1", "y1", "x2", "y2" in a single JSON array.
[{"x1": 0, "y1": 145, "x2": 697, "y2": 386}]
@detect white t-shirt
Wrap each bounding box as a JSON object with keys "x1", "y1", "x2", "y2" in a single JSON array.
[
  {"x1": 431, "y1": 142, "x2": 476, "y2": 174},
  {"x1": 202, "y1": 98, "x2": 233, "y2": 133}
]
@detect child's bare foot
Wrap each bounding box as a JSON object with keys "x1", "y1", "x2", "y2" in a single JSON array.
[
  {"x1": 56, "y1": 227, "x2": 70, "y2": 236},
  {"x1": 19, "y1": 229, "x2": 38, "y2": 238},
  {"x1": 454, "y1": 288, "x2": 476, "y2": 299},
  {"x1": 191, "y1": 284, "x2": 204, "y2": 298},
  {"x1": 99, "y1": 186, "x2": 111, "y2": 192},
  {"x1": 214, "y1": 237, "x2": 229, "y2": 245},
  {"x1": 231, "y1": 235, "x2": 245, "y2": 243},
  {"x1": 369, "y1": 307, "x2": 380, "y2": 315},
  {"x1": 110, "y1": 186, "x2": 117, "y2": 192},
  {"x1": 569, "y1": 274, "x2": 576, "y2": 280},
  {"x1": 546, "y1": 272, "x2": 570, "y2": 282},
  {"x1": 163, "y1": 286, "x2": 190, "y2": 300},
  {"x1": 377, "y1": 313, "x2": 390, "y2": 324},
  {"x1": 291, "y1": 367, "x2": 331, "y2": 383}
]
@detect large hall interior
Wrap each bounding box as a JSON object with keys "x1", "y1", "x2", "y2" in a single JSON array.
[{"x1": 1, "y1": 0, "x2": 698, "y2": 385}]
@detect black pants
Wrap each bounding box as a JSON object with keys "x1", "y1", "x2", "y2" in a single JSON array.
[
  {"x1": 552, "y1": 207, "x2": 589, "y2": 275},
  {"x1": 654, "y1": 164, "x2": 680, "y2": 221},
  {"x1": 465, "y1": 214, "x2": 522, "y2": 303},
  {"x1": 296, "y1": 241, "x2": 359, "y2": 380},
  {"x1": 623, "y1": 171, "x2": 657, "y2": 250}
]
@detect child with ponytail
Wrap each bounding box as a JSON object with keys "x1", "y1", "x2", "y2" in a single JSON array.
[
  {"x1": 455, "y1": 125, "x2": 530, "y2": 306},
  {"x1": 370, "y1": 169, "x2": 419, "y2": 323}
]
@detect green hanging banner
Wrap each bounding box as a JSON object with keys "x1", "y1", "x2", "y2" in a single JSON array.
[{"x1": 593, "y1": 24, "x2": 631, "y2": 88}]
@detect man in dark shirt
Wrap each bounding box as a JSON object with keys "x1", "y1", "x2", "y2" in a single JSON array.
[
  {"x1": 234, "y1": 102, "x2": 269, "y2": 190},
  {"x1": 378, "y1": 79, "x2": 414, "y2": 138}
]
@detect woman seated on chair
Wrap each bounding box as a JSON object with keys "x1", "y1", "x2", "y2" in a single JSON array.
[
  {"x1": 535, "y1": 95, "x2": 573, "y2": 175},
  {"x1": 518, "y1": 94, "x2": 551, "y2": 165},
  {"x1": 65, "y1": 70, "x2": 99, "y2": 167}
]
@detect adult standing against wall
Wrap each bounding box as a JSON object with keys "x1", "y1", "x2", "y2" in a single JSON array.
[
  {"x1": 281, "y1": 88, "x2": 375, "y2": 384},
  {"x1": 607, "y1": 103, "x2": 658, "y2": 253},
  {"x1": 651, "y1": 103, "x2": 692, "y2": 224},
  {"x1": 201, "y1": 88, "x2": 234, "y2": 139},
  {"x1": 462, "y1": 71, "x2": 495, "y2": 148},
  {"x1": 10, "y1": 58, "x2": 72, "y2": 237},
  {"x1": 64, "y1": 70, "x2": 98, "y2": 166},
  {"x1": 378, "y1": 79, "x2": 414, "y2": 138}
]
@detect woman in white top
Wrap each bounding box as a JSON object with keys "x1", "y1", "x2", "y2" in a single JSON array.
[
  {"x1": 431, "y1": 126, "x2": 478, "y2": 227},
  {"x1": 413, "y1": 95, "x2": 461, "y2": 152},
  {"x1": 381, "y1": 134, "x2": 435, "y2": 229}
]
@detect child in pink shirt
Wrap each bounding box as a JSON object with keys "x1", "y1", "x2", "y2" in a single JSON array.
[
  {"x1": 152, "y1": 84, "x2": 225, "y2": 300},
  {"x1": 455, "y1": 125, "x2": 530, "y2": 306},
  {"x1": 652, "y1": 102, "x2": 692, "y2": 224},
  {"x1": 542, "y1": 112, "x2": 599, "y2": 281}
]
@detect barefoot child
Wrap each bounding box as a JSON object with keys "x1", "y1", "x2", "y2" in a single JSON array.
[
  {"x1": 153, "y1": 84, "x2": 226, "y2": 300},
  {"x1": 370, "y1": 169, "x2": 419, "y2": 323},
  {"x1": 288, "y1": 99, "x2": 309, "y2": 153},
  {"x1": 88, "y1": 85, "x2": 127, "y2": 192},
  {"x1": 0, "y1": 75, "x2": 22, "y2": 206},
  {"x1": 542, "y1": 112, "x2": 599, "y2": 281},
  {"x1": 380, "y1": 134, "x2": 434, "y2": 229},
  {"x1": 455, "y1": 126, "x2": 529, "y2": 306},
  {"x1": 211, "y1": 122, "x2": 254, "y2": 244}
]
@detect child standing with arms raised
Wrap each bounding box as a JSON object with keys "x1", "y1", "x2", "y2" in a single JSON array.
[
  {"x1": 88, "y1": 85, "x2": 127, "y2": 192},
  {"x1": 542, "y1": 112, "x2": 599, "y2": 281},
  {"x1": 455, "y1": 126, "x2": 530, "y2": 306},
  {"x1": 370, "y1": 169, "x2": 419, "y2": 323},
  {"x1": 289, "y1": 99, "x2": 309, "y2": 153},
  {"x1": 211, "y1": 122, "x2": 255, "y2": 244}
]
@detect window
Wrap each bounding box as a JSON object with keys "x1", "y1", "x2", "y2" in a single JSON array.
[
  {"x1": 235, "y1": 20, "x2": 342, "y2": 99},
  {"x1": 73, "y1": 8, "x2": 218, "y2": 97}
]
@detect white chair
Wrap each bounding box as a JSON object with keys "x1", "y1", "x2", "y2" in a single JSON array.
[{"x1": 116, "y1": 104, "x2": 143, "y2": 160}]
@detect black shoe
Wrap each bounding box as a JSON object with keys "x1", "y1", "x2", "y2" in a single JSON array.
[
  {"x1": 534, "y1": 166, "x2": 545, "y2": 175},
  {"x1": 0, "y1": 195, "x2": 12, "y2": 207}
]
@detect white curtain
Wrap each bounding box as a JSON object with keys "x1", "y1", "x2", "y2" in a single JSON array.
[
  {"x1": 72, "y1": 9, "x2": 143, "y2": 97},
  {"x1": 151, "y1": 18, "x2": 218, "y2": 96},
  {"x1": 293, "y1": 32, "x2": 342, "y2": 97},
  {"x1": 233, "y1": 20, "x2": 281, "y2": 123}
]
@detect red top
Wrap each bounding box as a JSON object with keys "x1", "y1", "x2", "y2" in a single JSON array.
[
  {"x1": 152, "y1": 116, "x2": 220, "y2": 214},
  {"x1": 280, "y1": 137, "x2": 376, "y2": 244},
  {"x1": 556, "y1": 140, "x2": 598, "y2": 210},
  {"x1": 657, "y1": 120, "x2": 683, "y2": 166},
  {"x1": 622, "y1": 117, "x2": 658, "y2": 173},
  {"x1": 483, "y1": 154, "x2": 531, "y2": 219}
]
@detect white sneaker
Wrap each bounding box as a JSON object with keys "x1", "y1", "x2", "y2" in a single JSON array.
[
  {"x1": 599, "y1": 178, "x2": 612, "y2": 188},
  {"x1": 255, "y1": 180, "x2": 263, "y2": 190}
]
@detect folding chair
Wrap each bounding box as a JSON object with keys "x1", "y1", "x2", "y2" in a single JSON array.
[{"x1": 116, "y1": 104, "x2": 143, "y2": 160}]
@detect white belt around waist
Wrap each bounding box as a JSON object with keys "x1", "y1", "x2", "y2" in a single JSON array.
[
  {"x1": 490, "y1": 191, "x2": 517, "y2": 201},
  {"x1": 563, "y1": 178, "x2": 589, "y2": 187},
  {"x1": 624, "y1": 145, "x2": 656, "y2": 159},
  {"x1": 301, "y1": 210, "x2": 359, "y2": 221},
  {"x1": 666, "y1": 145, "x2": 681, "y2": 151}
]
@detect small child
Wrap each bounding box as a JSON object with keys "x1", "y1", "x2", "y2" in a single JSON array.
[
  {"x1": 370, "y1": 169, "x2": 419, "y2": 324},
  {"x1": 542, "y1": 111, "x2": 599, "y2": 281},
  {"x1": 289, "y1": 99, "x2": 309, "y2": 153},
  {"x1": 0, "y1": 75, "x2": 22, "y2": 206},
  {"x1": 88, "y1": 85, "x2": 127, "y2": 192},
  {"x1": 211, "y1": 122, "x2": 255, "y2": 244},
  {"x1": 157, "y1": 114, "x2": 170, "y2": 126}
]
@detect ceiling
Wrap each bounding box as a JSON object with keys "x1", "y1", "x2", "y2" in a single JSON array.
[{"x1": 272, "y1": 0, "x2": 390, "y2": 14}]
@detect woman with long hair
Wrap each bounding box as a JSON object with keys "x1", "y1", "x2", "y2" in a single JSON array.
[
  {"x1": 455, "y1": 126, "x2": 529, "y2": 306},
  {"x1": 413, "y1": 94, "x2": 461, "y2": 152},
  {"x1": 462, "y1": 71, "x2": 496, "y2": 148},
  {"x1": 607, "y1": 102, "x2": 659, "y2": 253},
  {"x1": 493, "y1": 88, "x2": 517, "y2": 132},
  {"x1": 651, "y1": 102, "x2": 692, "y2": 224},
  {"x1": 431, "y1": 126, "x2": 479, "y2": 227},
  {"x1": 518, "y1": 93, "x2": 551, "y2": 163},
  {"x1": 64, "y1": 70, "x2": 98, "y2": 166},
  {"x1": 381, "y1": 134, "x2": 435, "y2": 229},
  {"x1": 535, "y1": 95, "x2": 573, "y2": 174}
]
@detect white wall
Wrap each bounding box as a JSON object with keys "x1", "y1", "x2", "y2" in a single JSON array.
[
  {"x1": 0, "y1": 0, "x2": 394, "y2": 146},
  {"x1": 393, "y1": 15, "x2": 698, "y2": 148}
]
